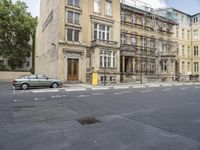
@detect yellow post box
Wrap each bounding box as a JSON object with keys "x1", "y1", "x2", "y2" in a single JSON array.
[{"x1": 92, "y1": 72, "x2": 98, "y2": 86}]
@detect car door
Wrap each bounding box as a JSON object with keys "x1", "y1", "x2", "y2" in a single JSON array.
[
  {"x1": 28, "y1": 75, "x2": 38, "y2": 87},
  {"x1": 37, "y1": 75, "x2": 50, "y2": 87}
]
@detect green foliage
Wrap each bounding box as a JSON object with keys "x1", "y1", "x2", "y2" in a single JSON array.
[
  {"x1": 0, "y1": 64, "x2": 8, "y2": 71},
  {"x1": 0, "y1": 0, "x2": 37, "y2": 70}
]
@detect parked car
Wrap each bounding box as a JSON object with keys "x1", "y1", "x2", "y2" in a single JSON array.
[{"x1": 13, "y1": 74, "x2": 63, "y2": 90}]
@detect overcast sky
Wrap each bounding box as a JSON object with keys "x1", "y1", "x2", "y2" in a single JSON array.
[{"x1": 11, "y1": 0, "x2": 200, "y2": 17}]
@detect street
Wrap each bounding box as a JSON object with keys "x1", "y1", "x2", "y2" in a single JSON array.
[{"x1": 0, "y1": 83, "x2": 200, "y2": 150}]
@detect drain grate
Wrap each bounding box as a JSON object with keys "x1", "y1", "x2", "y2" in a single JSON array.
[{"x1": 77, "y1": 117, "x2": 101, "y2": 125}]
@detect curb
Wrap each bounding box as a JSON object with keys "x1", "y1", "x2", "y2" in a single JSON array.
[{"x1": 26, "y1": 82, "x2": 200, "y2": 94}]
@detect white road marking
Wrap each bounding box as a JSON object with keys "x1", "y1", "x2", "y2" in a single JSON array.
[
  {"x1": 113, "y1": 91, "x2": 132, "y2": 95},
  {"x1": 114, "y1": 86, "x2": 129, "y2": 89},
  {"x1": 91, "y1": 93, "x2": 104, "y2": 96},
  {"x1": 65, "y1": 89, "x2": 86, "y2": 92},
  {"x1": 195, "y1": 86, "x2": 200, "y2": 89},
  {"x1": 140, "y1": 90, "x2": 153, "y2": 93},
  {"x1": 91, "y1": 87, "x2": 109, "y2": 90},
  {"x1": 162, "y1": 88, "x2": 172, "y2": 92},
  {"x1": 148, "y1": 84, "x2": 160, "y2": 87},
  {"x1": 34, "y1": 98, "x2": 46, "y2": 101},
  {"x1": 132, "y1": 85, "x2": 146, "y2": 89},
  {"x1": 76, "y1": 95, "x2": 90, "y2": 98},
  {"x1": 51, "y1": 95, "x2": 66, "y2": 98},
  {"x1": 32, "y1": 89, "x2": 58, "y2": 93},
  {"x1": 180, "y1": 87, "x2": 188, "y2": 90},
  {"x1": 13, "y1": 100, "x2": 24, "y2": 102}
]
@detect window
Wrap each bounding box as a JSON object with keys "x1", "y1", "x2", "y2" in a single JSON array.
[
  {"x1": 187, "y1": 30, "x2": 190, "y2": 40},
  {"x1": 67, "y1": 11, "x2": 80, "y2": 25},
  {"x1": 194, "y1": 62, "x2": 199, "y2": 72},
  {"x1": 188, "y1": 46, "x2": 190, "y2": 56},
  {"x1": 29, "y1": 75, "x2": 37, "y2": 79},
  {"x1": 181, "y1": 15, "x2": 184, "y2": 22},
  {"x1": 160, "y1": 60, "x2": 167, "y2": 71},
  {"x1": 132, "y1": 15, "x2": 136, "y2": 24},
  {"x1": 194, "y1": 46, "x2": 198, "y2": 56},
  {"x1": 105, "y1": 0, "x2": 112, "y2": 16},
  {"x1": 193, "y1": 29, "x2": 198, "y2": 40},
  {"x1": 110, "y1": 76, "x2": 116, "y2": 82},
  {"x1": 67, "y1": 0, "x2": 80, "y2": 7},
  {"x1": 94, "y1": 0, "x2": 101, "y2": 13},
  {"x1": 38, "y1": 75, "x2": 48, "y2": 79},
  {"x1": 120, "y1": 34, "x2": 126, "y2": 45},
  {"x1": 182, "y1": 61, "x2": 185, "y2": 73},
  {"x1": 94, "y1": 23, "x2": 110, "y2": 40},
  {"x1": 131, "y1": 36, "x2": 137, "y2": 45},
  {"x1": 100, "y1": 50, "x2": 116, "y2": 68},
  {"x1": 176, "y1": 27, "x2": 179, "y2": 38},
  {"x1": 67, "y1": 28, "x2": 80, "y2": 42},
  {"x1": 67, "y1": 11, "x2": 73, "y2": 23},
  {"x1": 182, "y1": 45, "x2": 185, "y2": 56},
  {"x1": 187, "y1": 62, "x2": 190, "y2": 72},
  {"x1": 121, "y1": 12, "x2": 126, "y2": 21},
  {"x1": 193, "y1": 17, "x2": 198, "y2": 23},
  {"x1": 182, "y1": 29, "x2": 184, "y2": 39},
  {"x1": 26, "y1": 61, "x2": 30, "y2": 67},
  {"x1": 0, "y1": 60, "x2": 4, "y2": 65}
]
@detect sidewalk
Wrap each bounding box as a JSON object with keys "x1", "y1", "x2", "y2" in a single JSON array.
[{"x1": 62, "y1": 81, "x2": 200, "y2": 91}]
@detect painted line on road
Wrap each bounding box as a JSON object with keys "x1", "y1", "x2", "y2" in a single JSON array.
[
  {"x1": 195, "y1": 86, "x2": 200, "y2": 89},
  {"x1": 147, "y1": 84, "x2": 160, "y2": 87},
  {"x1": 76, "y1": 94, "x2": 90, "y2": 98},
  {"x1": 162, "y1": 88, "x2": 172, "y2": 92},
  {"x1": 34, "y1": 98, "x2": 47, "y2": 101},
  {"x1": 32, "y1": 89, "x2": 59, "y2": 93},
  {"x1": 161, "y1": 84, "x2": 173, "y2": 87},
  {"x1": 180, "y1": 87, "x2": 188, "y2": 90},
  {"x1": 51, "y1": 95, "x2": 67, "y2": 98},
  {"x1": 91, "y1": 93, "x2": 104, "y2": 96},
  {"x1": 140, "y1": 90, "x2": 153, "y2": 93},
  {"x1": 114, "y1": 86, "x2": 129, "y2": 89},
  {"x1": 13, "y1": 100, "x2": 24, "y2": 102},
  {"x1": 132, "y1": 85, "x2": 146, "y2": 89},
  {"x1": 91, "y1": 87, "x2": 110, "y2": 90},
  {"x1": 65, "y1": 89, "x2": 87, "y2": 92}
]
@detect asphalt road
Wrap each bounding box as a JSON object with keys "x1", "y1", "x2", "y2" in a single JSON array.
[{"x1": 0, "y1": 83, "x2": 200, "y2": 150}]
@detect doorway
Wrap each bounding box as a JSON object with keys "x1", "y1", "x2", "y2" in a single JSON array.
[{"x1": 67, "y1": 59, "x2": 79, "y2": 81}]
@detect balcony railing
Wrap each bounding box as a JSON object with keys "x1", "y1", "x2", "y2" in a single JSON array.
[{"x1": 91, "y1": 39, "x2": 118, "y2": 47}]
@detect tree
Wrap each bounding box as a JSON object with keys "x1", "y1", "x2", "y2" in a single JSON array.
[{"x1": 0, "y1": 0, "x2": 37, "y2": 70}]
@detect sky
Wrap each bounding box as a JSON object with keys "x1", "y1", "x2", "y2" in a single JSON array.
[{"x1": 11, "y1": 0, "x2": 200, "y2": 17}]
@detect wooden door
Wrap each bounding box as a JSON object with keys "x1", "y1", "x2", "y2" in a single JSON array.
[{"x1": 67, "y1": 59, "x2": 79, "y2": 81}]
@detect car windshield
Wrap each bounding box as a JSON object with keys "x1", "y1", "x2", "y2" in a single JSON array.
[{"x1": 38, "y1": 75, "x2": 48, "y2": 79}]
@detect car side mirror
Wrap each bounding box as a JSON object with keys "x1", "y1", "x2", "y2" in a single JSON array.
[{"x1": 46, "y1": 78, "x2": 49, "y2": 80}]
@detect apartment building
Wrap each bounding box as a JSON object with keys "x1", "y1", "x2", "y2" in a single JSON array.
[
  {"x1": 157, "y1": 8, "x2": 200, "y2": 81},
  {"x1": 120, "y1": 2, "x2": 177, "y2": 82},
  {"x1": 35, "y1": 0, "x2": 121, "y2": 84},
  {"x1": 36, "y1": 0, "x2": 200, "y2": 84}
]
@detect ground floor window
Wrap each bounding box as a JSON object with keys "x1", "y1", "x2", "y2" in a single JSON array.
[
  {"x1": 194, "y1": 62, "x2": 199, "y2": 72},
  {"x1": 100, "y1": 50, "x2": 116, "y2": 68}
]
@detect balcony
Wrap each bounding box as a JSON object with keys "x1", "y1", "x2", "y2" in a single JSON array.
[{"x1": 91, "y1": 39, "x2": 118, "y2": 47}]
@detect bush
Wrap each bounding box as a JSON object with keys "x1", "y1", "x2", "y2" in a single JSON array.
[{"x1": 0, "y1": 64, "x2": 8, "y2": 71}]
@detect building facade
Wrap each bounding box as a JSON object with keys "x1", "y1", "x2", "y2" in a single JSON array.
[
  {"x1": 36, "y1": 0, "x2": 200, "y2": 84},
  {"x1": 36, "y1": 0, "x2": 121, "y2": 84},
  {"x1": 120, "y1": 2, "x2": 177, "y2": 83},
  {"x1": 157, "y1": 8, "x2": 200, "y2": 81}
]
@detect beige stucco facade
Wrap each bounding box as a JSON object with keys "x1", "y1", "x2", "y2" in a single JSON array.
[{"x1": 36, "y1": 0, "x2": 120, "y2": 84}]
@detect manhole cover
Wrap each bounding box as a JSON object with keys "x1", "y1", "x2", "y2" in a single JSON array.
[{"x1": 77, "y1": 117, "x2": 101, "y2": 125}]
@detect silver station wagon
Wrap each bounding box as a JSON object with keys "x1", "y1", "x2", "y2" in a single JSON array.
[{"x1": 13, "y1": 74, "x2": 63, "y2": 90}]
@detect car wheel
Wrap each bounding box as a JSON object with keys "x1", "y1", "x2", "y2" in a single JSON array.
[
  {"x1": 21, "y1": 83, "x2": 29, "y2": 90},
  {"x1": 51, "y1": 82, "x2": 59, "y2": 88}
]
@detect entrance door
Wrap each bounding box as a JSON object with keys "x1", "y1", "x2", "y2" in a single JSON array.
[{"x1": 67, "y1": 59, "x2": 79, "y2": 81}]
